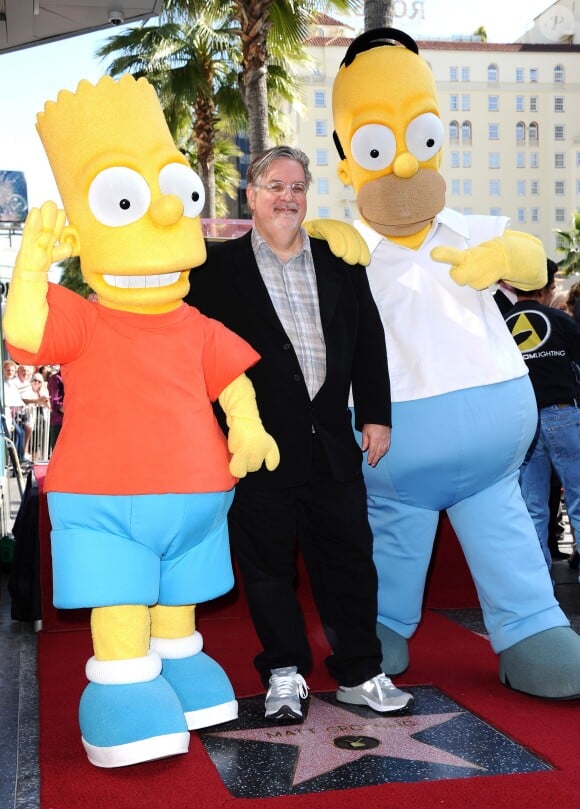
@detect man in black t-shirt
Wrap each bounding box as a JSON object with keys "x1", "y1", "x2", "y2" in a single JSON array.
[{"x1": 505, "y1": 259, "x2": 580, "y2": 572}]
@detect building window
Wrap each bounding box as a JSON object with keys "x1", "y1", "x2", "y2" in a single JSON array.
[
  {"x1": 529, "y1": 122, "x2": 539, "y2": 143},
  {"x1": 314, "y1": 90, "x2": 326, "y2": 107},
  {"x1": 461, "y1": 94, "x2": 470, "y2": 111},
  {"x1": 463, "y1": 179, "x2": 472, "y2": 195},
  {"x1": 490, "y1": 207, "x2": 501, "y2": 216},
  {"x1": 516, "y1": 121, "x2": 525, "y2": 143},
  {"x1": 555, "y1": 180, "x2": 565, "y2": 195},
  {"x1": 515, "y1": 96, "x2": 524, "y2": 112},
  {"x1": 316, "y1": 149, "x2": 328, "y2": 166},
  {"x1": 451, "y1": 179, "x2": 460, "y2": 195},
  {"x1": 461, "y1": 121, "x2": 472, "y2": 145},
  {"x1": 555, "y1": 208, "x2": 566, "y2": 223},
  {"x1": 488, "y1": 95, "x2": 499, "y2": 112},
  {"x1": 515, "y1": 67, "x2": 524, "y2": 82},
  {"x1": 554, "y1": 64, "x2": 565, "y2": 83},
  {"x1": 489, "y1": 152, "x2": 500, "y2": 169},
  {"x1": 317, "y1": 207, "x2": 330, "y2": 218},
  {"x1": 530, "y1": 96, "x2": 538, "y2": 111},
  {"x1": 315, "y1": 120, "x2": 327, "y2": 137},
  {"x1": 531, "y1": 208, "x2": 539, "y2": 223},
  {"x1": 450, "y1": 66, "x2": 458, "y2": 81},
  {"x1": 517, "y1": 209, "x2": 525, "y2": 224},
  {"x1": 317, "y1": 177, "x2": 329, "y2": 195},
  {"x1": 487, "y1": 63, "x2": 498, "y2": 82},
  {"x1": 464, "y1": 207, "x2": 472, "y2": 215},
  {"x1": 516, "y1": 180, "x2": 526, "y2": 196},
  {"x1": 488, "y1": 123, "x2": 499, "y2": 140},
  {"x1": 450, "y1": 151, "x2": 460, "y2": 168},
  {"x1": 529, "y1": 68, "x2": 538, "y2": 82},
  {"x1": 462, "y1": 152, "x2": 471, "y2": 168},
  {"x1": 530, "y1": 152, "x2": 539, "y2": 168},
  {"x1": 450, "y1": 94, "x2": 459, "y2": 111},
  {"x1": 554, "y1": 124, "x2": 565, "y2": 140},
  {"x1": 449, "y1": 120, "x2": 459, "y2": 144},
  {"x1": 461, "y1": 66, "x2": 470, "y2": 82},
  {"x1": 555, "y1": 153, "x2": 565, "y2": 169},
  {"x1": 554, "y1": 97, "x2": 565, "y2": 112},
  {"x1": 530, "y1": 180, "x2": 539, "y2": 195},
  {"x1": 516, "y1": 152, "x2": 525, "y2": 169},
  {"x1": 344, "y1": 207, "x2": 352, "y2": 219},
  {"x1": 489, "y1": 179, "x2": 501, "y2": 196},
  {"x1": 577, "y1": 180, "x2": 580, "y2": 195},
  {"x1": 577, "y1": 151, "x2": 580, "y2": 167}
]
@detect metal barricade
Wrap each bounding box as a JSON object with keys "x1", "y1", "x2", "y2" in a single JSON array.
[{"x1": 23, "y1": 404, "x2": 50, "y2": 462}]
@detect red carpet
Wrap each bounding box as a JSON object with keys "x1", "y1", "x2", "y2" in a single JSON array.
[{"x1": 38, "y1": 604, "x2": 580, "y2": 808}]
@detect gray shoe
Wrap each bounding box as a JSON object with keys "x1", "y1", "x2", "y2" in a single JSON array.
[
  {"x1": 265, "y1": 666, "x2": 310, "y2": 722},
  {"x1": 336, "y1": 673, "x2": 414, "y2": 714}
]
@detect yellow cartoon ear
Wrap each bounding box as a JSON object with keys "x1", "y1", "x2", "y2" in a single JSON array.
[
  {"x1": 337, "y1": 159, "x2": 352, "y2": 186},
  {"x1": 51, "y1": 224, "x2": 81, "y2": 263}
]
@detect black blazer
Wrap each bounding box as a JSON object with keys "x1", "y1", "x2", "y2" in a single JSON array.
[{"x1": 186, "y1": 232, "x2": 391, "y2": 489}]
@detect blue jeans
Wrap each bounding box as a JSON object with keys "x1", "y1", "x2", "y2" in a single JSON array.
[{"x1": 519, "y1": 403, "x2": 580, "y2": 569}]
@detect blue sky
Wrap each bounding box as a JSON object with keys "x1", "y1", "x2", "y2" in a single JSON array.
[{"x1": 0, "y1": 0, "x2": 553, "y2": 210}]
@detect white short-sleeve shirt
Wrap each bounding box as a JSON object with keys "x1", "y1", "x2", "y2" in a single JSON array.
[{"x1": 355, "y1": 209, "x2": 528, "y2": 402}]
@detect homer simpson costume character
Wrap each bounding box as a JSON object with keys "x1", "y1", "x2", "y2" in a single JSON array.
[
  {"x1": 3, "y1": 75, "x2": 280, "y2": 768},
  {"x1": 331, "y1": 28, "x2": 580, "y2": 699}
]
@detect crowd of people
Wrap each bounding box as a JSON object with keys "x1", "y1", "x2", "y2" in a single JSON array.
[{"x1": 2, "y1": 360, "x2": 63, "y2": 469}]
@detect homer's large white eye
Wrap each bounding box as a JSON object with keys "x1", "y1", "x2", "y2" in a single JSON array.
[
  {"x1": 405, "y1": 113, "x2": 444, "y2": 162},
  {"x1": 88, "y1": 167, "x2": 151, "y2": 227},
  {"x1": 350, "y1": 124, "x2": 396, "y2": 171},
  {"x1": 159, "y1": 163, "x2": 205, "y2": 218}
]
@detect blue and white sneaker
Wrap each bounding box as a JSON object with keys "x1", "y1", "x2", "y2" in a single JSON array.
[
  {"x1": 151, "y1": 632, "x2": 238, "y2": 730},
  {"x1": 80, "y1": 652, "x2": 189, "y2": 768}
]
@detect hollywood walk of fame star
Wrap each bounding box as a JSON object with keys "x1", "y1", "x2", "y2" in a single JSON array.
[{"x1": 204, "y1": 695, "x2": 485, "y2": 787}]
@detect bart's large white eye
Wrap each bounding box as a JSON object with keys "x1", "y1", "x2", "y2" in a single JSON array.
[
  {"x1": 350, "y1": 124, "x2": 396, "y2": 171},
  {"x1": 159, "y1": 163, "x2": 205, "y2": 218},
  {"x1": 88, "y1": 167, "x2": 151, "y2": 227},
  {"x1": 405, "y1": 113, "x2": 444, "y2": 162}
]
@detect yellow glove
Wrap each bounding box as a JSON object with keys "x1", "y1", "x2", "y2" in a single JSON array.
[
  {"x1": 4, "y1": 201, "x2": 75, "y2": 352},
  {"x1": 304, "y1": 219, "x2": 371, "y2": 266},
  {"x1": 431, "y1": 231, "x2": 546, "y2": 292},
  {"x1": 218, "y1": 373, "x2": 280, "y2": 478}
]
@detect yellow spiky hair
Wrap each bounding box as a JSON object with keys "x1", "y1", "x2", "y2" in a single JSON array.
[{"x1": 36, "y1": 75, "x2": 176, "y2": 212}]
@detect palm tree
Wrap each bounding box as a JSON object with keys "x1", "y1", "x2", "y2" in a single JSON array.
[
  {"x1": 167, "y1": 0, "x2": 358, "y2": 158},
  {"x1": 474, "y1": 26, "x2": 487, "y2": 42},
  {"x1": 364, "y1": 0, "x2": 392, "y2": 31},
  {"x1": 555, "y1": 211, "x2": 580, "y2": 276}
]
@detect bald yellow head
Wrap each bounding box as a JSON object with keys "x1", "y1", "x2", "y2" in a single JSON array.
[
  {"x1": 332, "y1": 41, "x2": 446, "y2": 239},
  {"x1": 36, "y1": 75, "x2": 206, "y2": 313}
]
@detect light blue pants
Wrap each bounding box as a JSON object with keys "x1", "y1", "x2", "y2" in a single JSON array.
[
  {"x1": 47, "y1": 490, "x2": 235, "y2": 609},
  {"x1": 520, "y1": 402, "x2": 580, "y2": 570},
  {"x1": 357, "y1": 377, "x2": 568, "y2": 653}
]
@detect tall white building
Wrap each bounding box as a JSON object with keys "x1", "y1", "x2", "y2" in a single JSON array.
[{"x1": 292, "y1": 2, "x2": 580, "y2": 261}]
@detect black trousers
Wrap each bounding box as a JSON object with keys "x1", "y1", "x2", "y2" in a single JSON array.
[{"x1": 228, "y1": 437, "x2": 382, "y2": 688}]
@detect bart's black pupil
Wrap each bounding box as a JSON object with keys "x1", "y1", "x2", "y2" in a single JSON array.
[
  {"x1": 119, "y1": 199, "x2": 131, "y2": 210},
  {"x1": 427, "y1": 138, "x2": 435, "y2": 147},
  {"x1": 192, "y1": 191, "x2": 200, "y2": 202},
  {"x1": 370, "y1": 149, "x2": 379, "y2": 158}
]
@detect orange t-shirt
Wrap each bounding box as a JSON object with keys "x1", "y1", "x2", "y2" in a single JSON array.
[{"x1": 7, "y1": 284, "x2": 260, "y2": 495}]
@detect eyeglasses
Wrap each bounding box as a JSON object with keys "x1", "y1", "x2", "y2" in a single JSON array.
[{"x1": 253, "y1": 181, "x2": 307, "y2": 196}]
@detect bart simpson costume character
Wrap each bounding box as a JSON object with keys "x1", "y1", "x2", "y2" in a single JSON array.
[
  {"x1": 3, "y1": 75, "x2": 280, "y2": 768},
  {"x1": 331, "y1": 28, "x2": 580, "y2": 699}
]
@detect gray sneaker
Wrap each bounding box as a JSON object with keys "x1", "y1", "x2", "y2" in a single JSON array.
[
  {"x1": 265, "y1": 666, "x2": 310, "y2": 722},
  {"x1": 336, "y1": 673, "x2": 414, "y2": 714}
]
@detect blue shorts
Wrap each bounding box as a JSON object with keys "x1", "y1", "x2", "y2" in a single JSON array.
[{"x1": 47, "y1": 490, "x2": 235, "y2": 609}]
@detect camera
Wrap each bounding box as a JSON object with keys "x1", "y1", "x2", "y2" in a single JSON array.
[{"x1": 108, "y1": 9, "x2": 125, "y2": 26}]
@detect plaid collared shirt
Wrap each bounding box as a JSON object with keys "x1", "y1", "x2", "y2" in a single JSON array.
[{"x1": 252, "y1": 227, "x2": 326, "y2": 400}]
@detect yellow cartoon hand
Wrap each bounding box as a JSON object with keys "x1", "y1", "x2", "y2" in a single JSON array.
[
  {"x1": 431, "y1": 231, "x2": 546, "y2": 292},
  {"x1": 227, "y1": 420, "x2": 280, "y2": 478},
  {"x1": 15, "y1": 201, "x2": 73, "y2": 278},
  {"x1": 304, "y1": 219, "x2": 371, "y2": 266}
]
